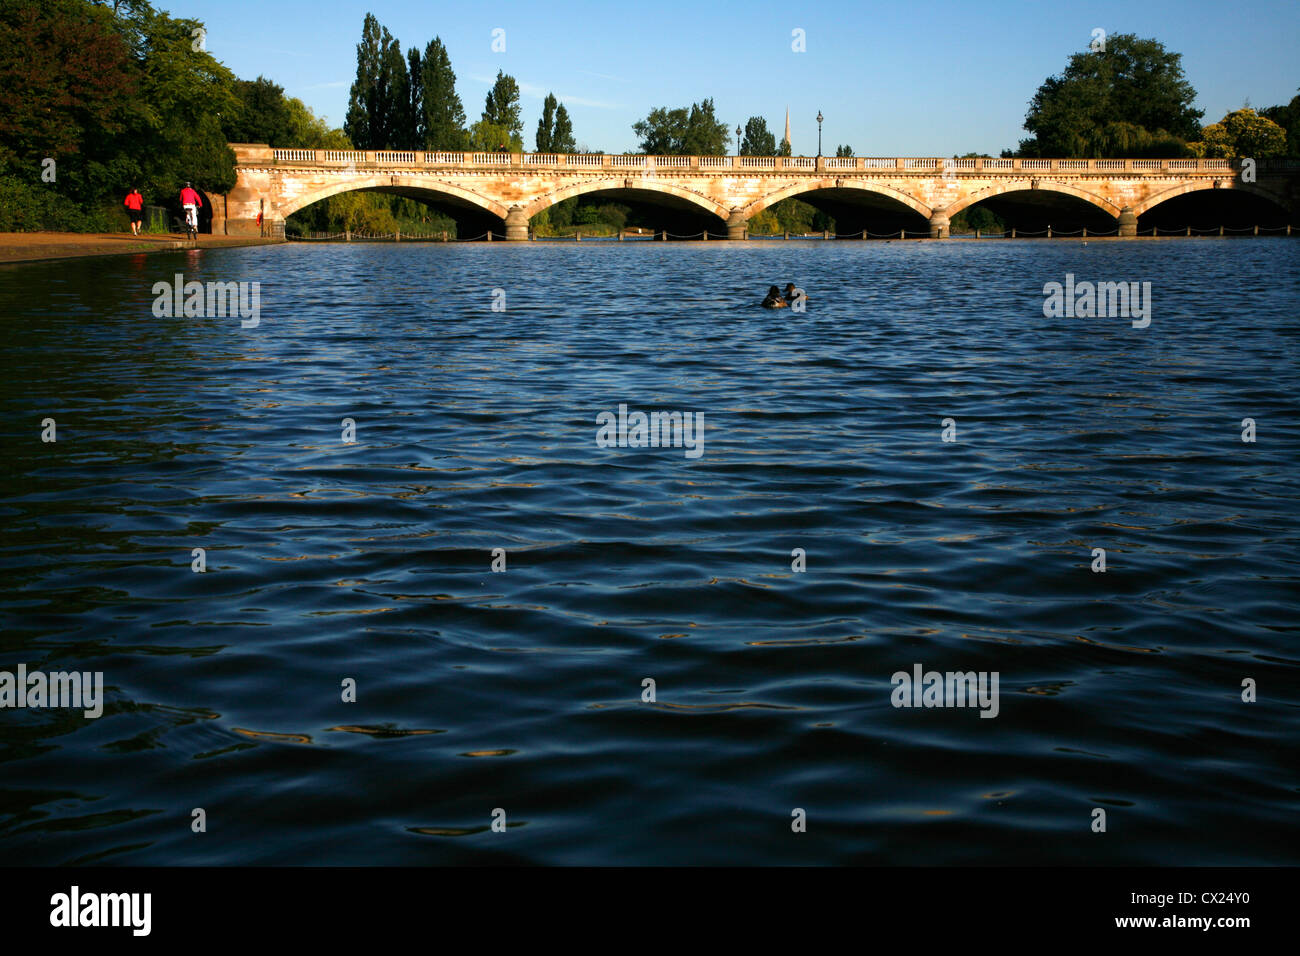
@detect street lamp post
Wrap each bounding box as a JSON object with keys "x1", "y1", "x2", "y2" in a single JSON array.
[
  {"x1": 816, "y1": 111, "x2": 823, "y2": 158},
  {"x1": 736, "y1": 125, "x2": 742, "y2": 156}
]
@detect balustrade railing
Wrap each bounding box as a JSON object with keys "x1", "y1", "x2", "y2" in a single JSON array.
[{"x1": 261, "y1": 149, "x2": 1281, "y2": 174}]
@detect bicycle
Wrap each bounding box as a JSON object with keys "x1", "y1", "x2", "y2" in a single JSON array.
[{"x1": 183, "y1": 204, "x2": 198, "y2": 240}]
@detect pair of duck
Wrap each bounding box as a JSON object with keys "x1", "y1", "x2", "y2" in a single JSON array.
[{"x1": 762, "y1": 283, "x2": 809, "y2": 309}]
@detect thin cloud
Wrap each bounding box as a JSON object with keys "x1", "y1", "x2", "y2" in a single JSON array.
[
  {"x1": 468, "y1": 74, "x2": 619, "y2": 110},
  {"x1": 576, "y1": 69, "x2": 628, "y2": 83}
]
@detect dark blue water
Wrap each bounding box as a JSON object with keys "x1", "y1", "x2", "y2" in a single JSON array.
[{"x1": 2, "y1": 239, "x2": 1297, "y2": 865}]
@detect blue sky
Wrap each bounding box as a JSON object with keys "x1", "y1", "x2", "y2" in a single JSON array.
[{"x1": 183, "y1": 0, "x2": 1298, "y2": 154}]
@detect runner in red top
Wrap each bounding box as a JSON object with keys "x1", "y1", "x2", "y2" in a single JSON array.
[{"x1": 124, "y1": 188, "x2": 144, "y2": 235}]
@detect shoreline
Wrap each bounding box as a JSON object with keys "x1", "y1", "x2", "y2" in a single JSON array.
[
  {"x1": 2, "y1": 232, "x2": 1287, "y2": 262},
  {"x1": 0, "y1": 232, "x2": 283, "y2": 265}
]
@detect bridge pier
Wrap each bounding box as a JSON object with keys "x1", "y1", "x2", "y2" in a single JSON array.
[
  {"x1": 726, "y1": 210, "x2": 748, "y2": 240},
  {"x1": 929, "y1": 212, "x2": 950, "y2": 239},
  {"x1": 505, "y1": 206, "x2": 530, "y2": 241},
  {"x1": 1117, "y1": 207, "x2": 1138, "y2": 238}
]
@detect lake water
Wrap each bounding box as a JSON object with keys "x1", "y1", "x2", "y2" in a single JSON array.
[{"x1": 1, "y1": 238, "x2": 1297, "y2": 865}]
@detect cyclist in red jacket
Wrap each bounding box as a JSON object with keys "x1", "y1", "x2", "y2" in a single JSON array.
[
  {"x1": 124, "y1": 188, "x2": 144, "y2": 235},
  {"x1": 179, "y1": 182, "x2": 203, "y2": 233}
]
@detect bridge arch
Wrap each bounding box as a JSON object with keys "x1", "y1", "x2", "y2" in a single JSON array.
[
  {"x1": 942, "y1": 181, "x2": 1121, "y2": 220},
  {"x1": 274, "y1": 174, "x2": 510, "y2": 222},
  {"x1": 521, "y1": 178, "x2": 730, "y2": 221},
  {"x1": 742, "y1": 179, "x2": 933, "y2": 221},
  {"x1": 1130, "y1": 179, "x2": 1294, "y2": 218}
]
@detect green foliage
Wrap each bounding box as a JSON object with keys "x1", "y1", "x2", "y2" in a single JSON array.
[
  {"x1": 741, "y1": 117, "x2": 776, "y2": 156},
  {"x1": 1193, "y1": 107, "x2": 1289, "y2": 158},
  {"x1": 1259, "y1": 90, "x2": 1300, "y2": 156},
  {"x1": 0, "y1": 175, "x2": 123, "y2": 231},
  {"x1": 835, "y1": 144, "x2": 854, "y2": 157},
  {"x1": 344, "y1": 14, "x2": 410, "y2": 148},
  {"x1": 536, "y1": 94, "x2": 576, "y2": 153},
  {"x1": 221, "y1": 75, "x2": 346, "y2": 150},
  {"x1": 748, "y1": 199, "x2": 832, "y2": 234},
  {"x1": 284, "y1": 100, "x2": 352, "y2": 149},
  {"x1": 632, "y1": 99, "x2": 729, "y2": 154},
  {"x1": 225, "y1": 76, "x2": 294, "y2": 144},
  {"x1": 1016, "y1": 33, "x2": 1202, "y2": 156},
  {"x1": 536, "y1": 94, "x2": 558, "y2": 151},
  {"x1": 0, "y1": 0, "x2": 135, "y2": 169},
  {"x1": 469, "y1": 120, "x2": 521, "y2": 152},
  {"x1": 950, "y1": 205, "x2": 1005, "y2": 234},
  {"x1": 0, "y1": 0, "x2": 237, "y2": 228},
  {"x1": 553, "y1": 103, "x2": 576, "y2": 153},
  {"x1": 287, "y1": 191, "x2": 457, "y2": 237},
  {"x1": 420, "y1": 37, "x2": 468, "y2": 150},
  {"x1": 406, "y1": 47, "x2": 424, "y2": 145},
  {"x1": 483, "y1": 70, "x2": 523, "y2": 137},
  {"x1": 345, "y1": 20, "x2": 485, "y2": 152}
]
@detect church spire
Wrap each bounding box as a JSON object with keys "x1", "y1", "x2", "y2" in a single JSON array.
[{"x1": 783, "y1": 108, "x2": 791, "y2": 150}]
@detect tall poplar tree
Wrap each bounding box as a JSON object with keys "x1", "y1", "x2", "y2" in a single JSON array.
[
  {"x1": 407, "y1": 47, "x2": 424, "y2": 146},
  {"x1": 536, "y1": 93, "x2": 557, "y2": 151},
  {"x1": 552, "y1": 102, "x2": 575, "y2": 153},
  {"x1": 420, "y1": 37, "x2": 468, "y2": 150},
  {"x1": 344, "y1": 14, "x2": 385, "y2": 148}
]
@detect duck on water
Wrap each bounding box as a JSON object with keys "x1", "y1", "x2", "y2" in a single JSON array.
[{"x1": 761, "y1": 283, "x2": 809, "y2": 309}]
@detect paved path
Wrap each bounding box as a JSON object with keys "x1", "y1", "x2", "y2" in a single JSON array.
[{"x1": 0, "y1": 232, "x2": 281, "y2": 264}]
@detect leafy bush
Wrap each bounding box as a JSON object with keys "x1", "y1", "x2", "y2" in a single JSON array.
[{"x1": 0, "y1": 175, "x2": 125, "y2": 232}]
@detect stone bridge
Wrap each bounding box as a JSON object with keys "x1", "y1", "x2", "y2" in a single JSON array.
[{"x1": 221, "y1": 144, "x2": 1299, "y2": 239}]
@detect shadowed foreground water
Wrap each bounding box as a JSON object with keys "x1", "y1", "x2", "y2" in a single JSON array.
[{"x1": 1, "y1": 239, "x2": 1297, "y2": 865}]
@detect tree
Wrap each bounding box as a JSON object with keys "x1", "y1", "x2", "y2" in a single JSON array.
[
  {"x1": 552, "y1": 103, "x2": 575, "y2": 153},
  {"x1": 1193, "y1": 108, "x2": 1288, "y2": 158},
  {"x1": 283, "y1": 98, "x2": 352, "y2": 148},
  {"x1": 1260, "y1": 90, "x2": 1300, "y2": 157},
  {"x1": 536, "y1": 93, "x2": 557, "y2": 151},
  {"x1": 344, "y1": 14, "x2": 386, "y2": 149},
  {"x1": 224, "y1": 76, "x2": 294, "y2": 145},
  {"x1": 1017, "y1": 34, "x2": 1202, "y2": 156},
  {"x1": 740, "y1": 117, "x2": 776, "y2": 156},
  {"x1": 378, "y1": 34, "x2": 410, "y2": 148},
  {"x1": 420, "y1": 37, "x2": 467, "y2": 150},
  {"x1": 222, "y1": 75, "x2": 350, "y2": 150},
  {"x1": 469, "y1": 120, "x2": 520, "y2": 152},
  {"x1": 633, "y1": 106, "x2": 689, "y2": 154},
  {"x1": 537, "y1": 94, "x2": 576, "y2": 153},
  {"x1": 683, "y1": 99, "x2": 728, "y2": 155},
  {"x1": 633, "y1": 99, "x2": 728, "y2": 154},
  {"x1": 127, "y1": 5, "x2": 239, "y2": 196},
  {"x1": 407, "y1": 47, "x2": 424, "y2": 146},
  {"x1": 2, "y1": 0, "x2": 237, "y2": 202},
  {"x1": 835, "y1": 144, "x2": 854, "y2": 157},
  {"x1": 343, "y1": 14, "x2": 415, "y2": 148},
  {"x1": 483, "y1": 70, "x2": 522, "y2": 139},
  {"x1": 0, "y1": 0, "x2": 136, "y2": 171}
]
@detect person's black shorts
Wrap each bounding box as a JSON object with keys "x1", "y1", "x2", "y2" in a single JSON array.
[{"x1": 128, "y1": 209, "x2": 142, "y2": 223}]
